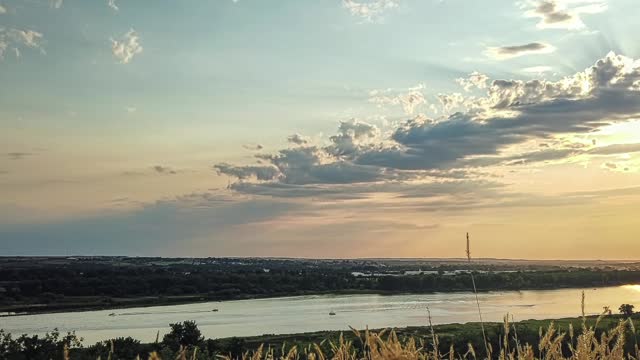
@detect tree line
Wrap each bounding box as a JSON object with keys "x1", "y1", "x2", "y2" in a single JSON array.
[{"x1": 2, "y1": 263, "x2": 640, "y2": 312}]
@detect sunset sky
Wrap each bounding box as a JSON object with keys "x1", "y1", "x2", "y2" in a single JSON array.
[{"x1": 1, "y1": 0, "x2": 640, "y2": 259}]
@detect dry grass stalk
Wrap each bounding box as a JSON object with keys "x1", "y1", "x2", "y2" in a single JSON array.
[{"x1": 467, "y1": 232, "x2": 490, "y2": 358}]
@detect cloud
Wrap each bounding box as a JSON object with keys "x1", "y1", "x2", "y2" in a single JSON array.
[
  {"x1": 342, "y1": 0, "x2": 399, "y2": 22},
  {"x1": 214, "y1": 163, "x2": 280, "y2": 181},
  {"x1": 215, "y1": 52, "x2": 640, "y2": 201},
  {"x1": 588, "y1": 143, "x2": 640, "y2": 156},
  {"x1": 524, "y1": 0, "x2": 607, "y2": 30},
  {"x1": 437, "y1": 93, "x2": 465, "y2": 112},
  {"x1": 456, "y1": 72, "x2": 489, "y2": 92},
  {"x1": 0, "y1": 194, "x2": 302, "y2": 255},
  {"x1": 0, "y1": 28, "x2": 44, "y2": 60},
  {"x1": 523, "y1": 66, "x2": 553, "y2": 74},
  {"x1": 49, "y1": 0, "x2": 63, "y2": 9},
  {"x1": 107, "y1": 0, "x2": 119, "y2": 11},
  {"x1": 6, "y1": 152, "x2": 33, "y2": 160},
  {"x1": 287, "y1": 134, "x2": 310, "y2": 145},
  {"x1": 242, "y1": 143, "x2": 264, "y2": 151},
  {"x1": 0, "y1": 4, "x2": 7, "y2": 14},
  {"x1": 110, "y1": 29, "x2": 142, "y2": 64},
  {"x1": 369, "y1": 84, "x2": 427, "y2": 115},
  {"x1": 485, "y1": 42, "x2": 556, "y2": 60},
  {"x1": 152, "y1": 165, "x2": 177, "y2": 175}
]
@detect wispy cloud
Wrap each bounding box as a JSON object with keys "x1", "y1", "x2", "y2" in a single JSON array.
[
  {"x1": 6, "y1": 152, "x2": 33, "y2": 160},
  {"x1": 107, "y1": 0, "x2": 119, "y2": 11},
  {"x1": 342, "y1": 0, "x2": 399, "y2": 22},
  {"x1": 152, "y1": 165, "x2": 177, "y2": 175},
  {"x1": 287, "y1": 134, "x2": 310, "y2": 146},
  {"x1": 0, "y1": 28, "x2": 44, "y2": 60},
  {"x1": 110, "y1": 29, "x2": 142, "y2": 64},
  {"x1": 523, "y1": 0, "x2": 607, "y2": 30},
  {"x1": 485, "y1": 42, "x2": 556, "y2": 60},
  {"x1": 49, "y1": 0, "x2": 63, "y2": 9},
  {"x1": 369, "y1": 84, "x2": 427, "y2": 115},
  {"x1": 523, "y1": 65, "x2": 553, "y2": 74},
  {"x1": 243, "y1": 143, "x2": 264, "y2": 151}
]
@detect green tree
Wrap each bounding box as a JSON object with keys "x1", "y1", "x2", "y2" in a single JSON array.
[
  {"x1": 619, "y1": 303, "x2": 635, "y2": 317},
  {"x1": 162, "y1": 321, "x2": 204, "y2": 351},
  {"x1": 87, "y1": 337, "x2": 144, "y2": 360}
]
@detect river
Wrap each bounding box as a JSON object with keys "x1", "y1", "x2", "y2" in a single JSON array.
[{"x1": 1, "y1": 285, "x2": 639, "y2": 344}]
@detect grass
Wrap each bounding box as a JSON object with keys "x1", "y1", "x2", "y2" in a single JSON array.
[{"x1": 125, "y1": 314, "x2": 640, "y2": 360}]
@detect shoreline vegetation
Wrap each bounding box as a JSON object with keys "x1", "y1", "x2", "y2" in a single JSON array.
[
  {"x1": 1, "y1": 313, "x2": 639, "y2": 359},
  {"x1": 2, "y1": 256, "x2": 640, "y2": 316},
  {"x1": 2, "y1": 283, "x2": 638, "y2": 317}
]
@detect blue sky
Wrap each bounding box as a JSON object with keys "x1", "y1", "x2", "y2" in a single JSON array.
[{"x1": 2, "y1": 0, "x2": 640, "y2": 258}]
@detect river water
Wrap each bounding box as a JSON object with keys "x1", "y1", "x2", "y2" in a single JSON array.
[{"x1": 1, "y1": 285, "x2": 639, "y2": 344}]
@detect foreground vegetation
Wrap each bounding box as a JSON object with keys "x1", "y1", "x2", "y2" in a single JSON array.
[
  {"x1": 1, "y1": 312, "x2": 639, "y2": 359},
  {"x1": 2, "y1": 256, "x2": 640, "y2": 314}
]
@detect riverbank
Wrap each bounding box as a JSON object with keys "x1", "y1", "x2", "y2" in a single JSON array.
[
  {"x1": 3, "y1": 286, "x2": 639, "y2": 344},
  {"x1": 4, "y1": 281, "x2": 640, "y2": 317},
  {"x1": 4, "y1": 257, "x2": 640, "y2": 316},
  {"x1": 219, "y1": 312, "x2": 640, "y2": 353},
  {"x1": 0, "y1": 289, "x2": 389, "y2": 316},
  {"x1": 4, "y1": 312, "x2": 639, "y2": 360}
]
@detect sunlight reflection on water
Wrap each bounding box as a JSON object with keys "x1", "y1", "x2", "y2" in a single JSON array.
[
  {"x1": 622, "y1": 284, "x2": 640, "y2": 292},
  {"x1": 1, "y1": 285, "x2": 639, "y2": 344}
]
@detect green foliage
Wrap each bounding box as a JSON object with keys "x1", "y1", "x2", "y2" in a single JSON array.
[
  {"x1": 162, "y1": 321, "x2": 204, "y2": 351},
  {"x1": 0, "y1": 328, "x2": 82, "y2": 360},
  {"x1": 85, "y1": 337, "x2": 146, "y2": 360},
  {"x1": 619, "y1": 303, "x2": 635, "y2": 317},
  {"x1": 3, "y1": 259, "x2": 640, "y2": 314}
]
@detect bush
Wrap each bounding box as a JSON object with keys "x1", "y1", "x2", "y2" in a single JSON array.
[{"x1": 162, "y1": 321, "x2": 203, "y2": 352}]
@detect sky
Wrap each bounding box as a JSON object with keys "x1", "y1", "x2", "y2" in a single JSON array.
[{"x1": 1, "y1": 0, "x2": 640, "y2": 259}]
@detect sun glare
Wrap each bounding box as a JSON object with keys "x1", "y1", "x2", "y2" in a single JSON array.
[{"x1": 595, "y1": 120, "x2": 640, "y2": 144}]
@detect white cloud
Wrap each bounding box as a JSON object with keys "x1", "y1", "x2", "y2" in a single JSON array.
[
  {"x1": 0, "y1": 28, "x2": 44, "y2": 60},
  {"x1": 485, "y1": 42, "x2": 556, "y2": 60},
  {"x1": 107, "y1": 0, "x2": 119, "y2": 11},
  {"x1": 369, "y1": 84, "x2": 426, "y2": 115},
  {"x1": 524, "y1": 0, "x2": 607, "y2": 30},
  {"x1": 49, "y1": 0, "x2": 63, "y2": 9},
  {"x1": 342, "y1": 0, "x2": 399, "y2": 22},
  {"x1": 456, "y1": 72, "x2": 489, "y2": 92},
  {"x1": 110, "y1": 29, "x2": 142, "y2": 64},
  {"x1": 523, "y1": 65, "x2": 553, "y2": 74},
  {"x1": 437, "y1": 92, "x2": 465, "y2": 112}
]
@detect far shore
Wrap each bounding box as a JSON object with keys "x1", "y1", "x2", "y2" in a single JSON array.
[{"x1": 2, "y1": 283, "x2": 637, "y2": 317}]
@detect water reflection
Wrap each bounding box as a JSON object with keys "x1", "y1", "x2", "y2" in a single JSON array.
[
  {"x1": 622, "y1": 284, "x2": 640, "y2": 292},
  {"x1": 1, "y1": 285, "x2": 639, "y2": 344}
]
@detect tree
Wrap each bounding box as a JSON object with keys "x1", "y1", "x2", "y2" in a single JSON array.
[
  {"x1": 88, "y1": 337, "x2": 143, "y2": 360},
  {"x1": 619, "y1": 303, "x2": 635, "y2": 317},
  {"x1": 0, "y1": 329, "x2": 82, "y2": 360},
  {"x1": 162, "y1": 321, "x2": 204, "y2": 351}
]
